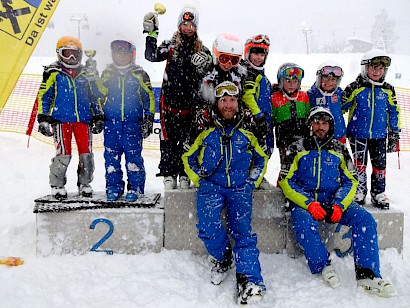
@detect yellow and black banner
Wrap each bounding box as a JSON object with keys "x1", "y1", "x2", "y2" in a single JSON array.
[{"x1": 0, "y1": 0, "x2": 60, "y2": 113}]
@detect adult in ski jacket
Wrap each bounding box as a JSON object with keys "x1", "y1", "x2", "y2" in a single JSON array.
[
  {"x1": 144, "y1": 6, "x2": 210, "y2": 190},
  {"x1": 279, "y1": 106, "x2": 395, "y2": 297}
]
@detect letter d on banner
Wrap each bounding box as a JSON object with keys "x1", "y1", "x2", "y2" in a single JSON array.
[{"x1": 0, "y1": 0, "x2": 61, "y2": 113}]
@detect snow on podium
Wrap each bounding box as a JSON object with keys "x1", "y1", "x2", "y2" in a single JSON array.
[{"x1": 34, "y1": 188, "x2": 404, "y2": 257}]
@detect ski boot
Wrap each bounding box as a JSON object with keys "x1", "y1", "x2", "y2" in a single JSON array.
[
  {"x1": 257, "y1": 177, "x2": 271, "y2": 190},
  {"x1": 78, "y1": 184, "x2": 93, "y2": 198},
  {"x1": 371, "y1": 192, "x2": 389, "y2": 209},
  {"x1": 321, "y1": 265, "x2": 341, "y2": 289},
  {"x1": 51, "y1": 186, "x2": 67, "y2": 200},
  {"x1": 353, "y1": 191, "x2": 366, "y2": 205},
  {"x1": 357, "y1": 277, "x2": 396, "y2": 297},
  {"x1": 236, "y1": 273, "x2": 265, "y2": 305},
  {"x1": 125, "y1": 190, "x2": 140, "y2": 202},
  {"x1": 209, "y1": 255, "x2": 234, "y2": 285},
  {"x1": 179, "y1": 176, "x2": 190, "y2": 190},
  {"x1": 163, "y1": 176, "x2": 177, "y2": 190}
]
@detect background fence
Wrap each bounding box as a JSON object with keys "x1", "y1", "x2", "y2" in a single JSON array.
[{"x1": 1, "y1": 73, "x2": 409, "y2": 151}]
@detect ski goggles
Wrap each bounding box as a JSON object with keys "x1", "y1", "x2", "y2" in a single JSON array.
[
  {"x1": 57, "y1": 47, "x2": 82, "y2": 61},
  {"x1": 361, "y1": 56, "x2": 391, "y2": 68},
  {"x1": 278, "y1": 66, "x2": 304, "y2": 80},
  {"x1": 320, "y1": 66, "x2": 343, "y2": 77},
  {"x1": 110, "y1": 40, "x2": 135, "y2": 52},
  {"x1": 311, "y1": 113, "x2": 332, "y2": 123},
  {"x1": 218, "y1": 53, "x2": 241, "y2": 66},
  {"x1": 246, "y1": 34, "x2": 270, "y2": 46},
  {"x1": 214, "y1": 82, "x2": 239, "y2": 98}
]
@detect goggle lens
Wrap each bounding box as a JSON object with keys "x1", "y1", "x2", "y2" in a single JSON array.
[
  {"x1": 320, "y1": 66, "x2": 343, "y2": 77},
  {"x1": 311, "y1": 114, "x2": 331, "y2": 123},
  {"x1": 215, "y1": 84, "x2": 239, "y2": 97},
  {"x1": 111, "y1": 40, "x2": 134, "y2": 52},
  {"x1": 218, "y1": 53, "x2": 241, "y2": 66},
  {"x1": 59, "y1": 48, "x2": 81, "y2": 60},
  {"x1": 247, "y1": 34, "x2": 270, "y2": 46},
  {"x1": 279, "y1": 66, "x2": 304, "y2": 80},
  {"x1": 370, "y1": 56, "x2": 391, "y2": 68}
]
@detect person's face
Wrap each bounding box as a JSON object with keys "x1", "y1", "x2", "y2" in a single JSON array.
[
  {"x1": 312, "y1": 120, "x2": 330, "y2": 140},
  {"x1": 367, "y1": 64, "x2": 386, "y2": 82},
  {"x1": 112, "y1": 51, "x2": 133, "y2": 66},
  {"x1": 218, "y1": 62, "x2": 234, "y2": 72},
  {"x1": 180, "y1": 22, "x2": 196, "y2": 36},
  {"x1": 283, "y1": 78, "x2": 299, "y2": 93},
  {"x1": 320, "y1": 75, "x2": 338, "y2": 92},
  {"x1": 249, "y1": 52, "x2": 266, "y2": 67},
  {"x1": 217, "y1": 95, "x2": 238, "y2": 120}
]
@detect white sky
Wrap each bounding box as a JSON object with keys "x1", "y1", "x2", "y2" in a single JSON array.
[{"x1": 33, "y1": 0, "x2": 410, "y2": 58}]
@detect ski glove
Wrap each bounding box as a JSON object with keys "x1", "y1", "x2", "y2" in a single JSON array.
[
  {"x1": 196, "y1": 109, "x2": 211, "y2": 129},
  {"x1": 308, "y1": 201, "x2": 326, "y2": 221},
  {"x1": 38, "y1": 122, "x2": 53, "y2": 137},
  {"x1": 387, "y1": 131, "x2": 400, "y2": 153},
  {"x1": 143, "y1": 12, "x2": 158, "y2": 34},
  {"x1": 330, "y1": 205, "x2": 343, "y2": 223},
  {"x1": 91, "y1": 117, "x2": 104, "y2": 134},
  {"x1": 141, "y1": 114, "x2": 154, "y2": 139},
  {"x1": 191, "y1": 51, "x2": 211, "y2": 68}
]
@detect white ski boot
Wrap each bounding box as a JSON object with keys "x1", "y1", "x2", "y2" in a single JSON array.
[
  {"x1": 179, "y1": 176, "x2": 190, "y2": 189},
  {"x1": 209, "y1": 255, "x2": 233, "y2": 285},
  {"x1": 357, "y1": 277, "x2": 396, "y2": 297},
  {"x1": 163, "y1": 176, "x2": 177, "y2": 190},
  {"x1": 257, "y1": 177, "x2": 271, "y2": 190},
  {"x1": 371, "y1": 192, "x2": 389, "y2": 209},
  {"x1": 236, "y1": 274, "x2": 265, "y2": 305},
  {"x1": 321, "y1": 265, "x2": 341, "y2": 289},
  {"x1": 78, "y1": 184, "x2": 93, "y2": 197},
  {"x1": 51, "y1": 186, "x2": 67, "y2": 200}
]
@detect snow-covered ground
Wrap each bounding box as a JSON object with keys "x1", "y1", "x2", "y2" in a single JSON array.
[{"x1": 0, "y1": 130, "x2": 409, "y2": 307}]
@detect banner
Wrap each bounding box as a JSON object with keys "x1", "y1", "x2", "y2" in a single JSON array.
[{"x1": 0, "y1": 0, "x2": 60, "y2": 113}]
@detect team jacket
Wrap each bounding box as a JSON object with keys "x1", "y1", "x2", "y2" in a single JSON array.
[
  {"x1": 91, "y1": 64, "x2": 155, "y2": 121},
  {"x1": 145, "y1": 33, "x2": 210, "y2": 111},
  {"x1": 37, "y1": 62, "x2": 101, "y2": 123},
  {"x1": 182, "y1": 113, "x2": 268, "y2": 189},
  {"x1": 341, "y1": 74, "x2": 400, "y2": 139},
  {"x1": 279, "y1": 135, "x2": 358, "y2": 211},
  {"x1": 271, "y1": 88, "x2": 310, "y2": 147},
  {"x1": 307, "y1": 84, "x2": 346, "y2": 139}
]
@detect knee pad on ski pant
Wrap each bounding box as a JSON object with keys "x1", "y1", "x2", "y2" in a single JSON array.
[
  {"x1": 78, "y1": 153, "x2": 95, "y2": 185},
  {"x1": 49, "y1": 155, "x2": 72, "y2": 187}
]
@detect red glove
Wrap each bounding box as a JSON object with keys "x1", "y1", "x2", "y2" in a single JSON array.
[
  {"x1": 308, "y1": 201, "x2": 326, "y2": 221},
  {"x1": 330, "y1": 205, "x2": 343, "y2": 223}
]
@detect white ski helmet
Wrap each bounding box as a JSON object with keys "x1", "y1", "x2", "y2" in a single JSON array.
[
  {"x1": 276, "y1": 62, "x2": 304, "y2": 93},
  {"x1": 360, "y1": 49, "x2": 391, "y2": 82},
  {"x1": 315, "y1": 61, "x2": 344, "y2": 93},
  {"x1": 212, "y1": 33, "x2": 243, "y2": 65},
  {"x1": 307, "y1": 106, "x2": 335, "y2": 138}
]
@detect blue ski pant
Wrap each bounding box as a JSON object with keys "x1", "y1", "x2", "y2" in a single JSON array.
[
  {"x1": 103, "y1": 120, "x2": 145, "y2": 195},
  {"x1": 348, "y1": 136, "x2": 387, "y2": 198},
  {"x1": 290, "y1": 202, "x2": 381, "y2": 277},
  {"x1": 196, "y1": 181, "x2": 263, "y2": 284}
]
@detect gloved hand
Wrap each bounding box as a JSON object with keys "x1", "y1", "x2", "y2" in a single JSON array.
[
  {"x1": 141, "y1": 113, "x2": 154, "y2": 139},
  {"x1": 38, "y1": 122, "x2": 53, "y2": 137},
  {"x1": 143, "y1": 12, "x2": 159, "y2": 34},
  {"x1": 91, "y1": 116, "x2": 104, "y2": 134},
  {"x1": 191, "y1": 51, "x2": 210, "y2": 68},
  {"x1": 308, "y1": 201, "x2": 326, "y2": 221},
  {"x1": 254, "y1": 114, "x2": 271, "y2": 139},
  {"x1": 85, "y1": 58, "x2": 99, "y2": 81},
  {"x1": 330, "y1": 205, "x2": 343, "y2": 223},
  {"x1": 387, "y1": 131, "x2": 400, "y2": 153},
  {"x1": 196, "y1": 109, "x2": 211, "y2": 129}
]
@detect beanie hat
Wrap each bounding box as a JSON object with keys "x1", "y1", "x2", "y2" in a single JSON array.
[{"x1": 177, "y1": 7, "x2": 199, "y2": 28}]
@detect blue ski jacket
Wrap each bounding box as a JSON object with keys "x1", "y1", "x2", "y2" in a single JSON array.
[
  {"x1": 279, "y1": 135, "x2": 358, "y2": 211},
  {"x1": 92, "y1": 64, "x2": 155, "y2": 122},
  {"x1": 307, "y1": 84, "x2": 346, "y2": 139},
  {"x1": 37, "y1": 62, "x2": 102, "y2": 123},
  {"x1": 341, "y1": 74, "x2": 400, "y2": 139},
  {"x1": 183, "y1": 114, "x2": 268, "y2": 189}
]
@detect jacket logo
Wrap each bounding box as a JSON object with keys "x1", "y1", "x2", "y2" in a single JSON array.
[{"x1": 0, "y1": 0, "x2": 39, "y2": 39}]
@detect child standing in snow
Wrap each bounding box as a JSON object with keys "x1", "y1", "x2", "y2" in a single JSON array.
[
  {"x1": 342, "y1": 49, "x2": 400, "y2": 209},
  {"x1": 90, "y1": 39, "x2": 155, "y2": 202}
]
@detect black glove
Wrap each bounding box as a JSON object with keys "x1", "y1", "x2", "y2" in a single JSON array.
[
  {"x1": 141, "y1": 114, "x2": 154, "y2": 139},
  {"x1": 191, "y1": 51, "x2": 210, "y2": 68},
  {"x1": 387, "y1": 131, "x2": 400, "y2": 153},
  {"x1": 254, "y1": 114, "x2": 271, "y2": 139},
  {"x1": 91, "y1": 116, "x2": 104, "y2": 134},
  {"x1": 38, "y1": 122, "x2": 53, "y2": 137},
  {"x1": 195, "y1": 109, "x2": 211, "y2": 129},
  {"x1": 143, "y1": 12, "x2": 159, "y2": 34}
]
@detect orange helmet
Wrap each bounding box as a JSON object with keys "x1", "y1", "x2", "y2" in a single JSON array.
[
  {"x1": 56, "y1": 36, "x2": 83, "y2": 68},
  {"x1": 244, "y1": 34, "x2": 270, "y2": 69}
]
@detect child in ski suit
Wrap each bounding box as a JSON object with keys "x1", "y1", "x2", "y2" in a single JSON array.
[
  {"x1": 271, "y1": 63, "x2": 310, "y2": 182},
  {"x1": 90, "y1": 39, "x2": 155, "y2": 202},
  {"x1": 242, "y1": 34, "x2": 273, "y2": 189},
  {"x1": 279, "y1": 106, "x2": 395, "y2": 297},
  {"x1": 37, "y1": 36, "x2": 102, "y2": 199},
  {"x1": 144, "y1": 6, "x2": 210, "y2": 190},
  {"x1": 307, "y1": 61, "x2": 346, "y2": 143},
  {"x1": 342, "y1": 49, "x2": 400, "y2": 209},
  {"x1": 182, "y1": 81, "x2": 268, "y2": 305}
]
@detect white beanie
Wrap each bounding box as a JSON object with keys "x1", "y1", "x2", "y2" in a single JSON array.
[{"x1": 177, "y1": 7, "x2": 199, "y2": 28}]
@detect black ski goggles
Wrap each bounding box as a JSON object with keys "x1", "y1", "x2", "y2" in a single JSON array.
[
  {"x1": 311, "y1": 113, "x2": 332, "y2": 123},
  {"x1": 110, "y1": 40, "x2": 135, "y2": 52},
  {"x1": 361, "y1": 56, "x2": 391, "y2": 68}
]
